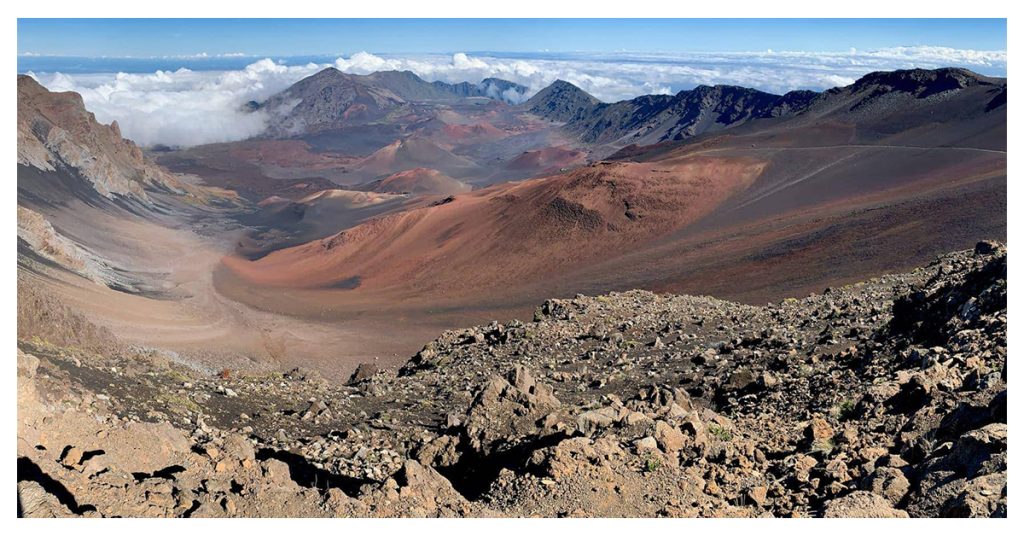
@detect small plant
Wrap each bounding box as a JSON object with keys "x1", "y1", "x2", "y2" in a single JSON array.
[
  {"x1": 643, "y1": 456, "x2": 661, "y2": 473},
  {"x1": 164, "y1": 369, "x2": 190, "y2": 384},
  {"x1": 157, "y1": 393, "x2": 201, "y2": 414},
  {"x1": 835, "y1": 399, "x2": 857, "y2": 420},
  {"x1": 811, "y1": 438, "x2": 836, "y2": 454},
  {"x1": 708, "y1": 423, "x2": 733, "y2": 442}
]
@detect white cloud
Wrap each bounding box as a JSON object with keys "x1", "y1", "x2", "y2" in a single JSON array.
[
  {"x1": 333, "y1": 51, "x2": 404, "y2": 73},
  {"x1": 324, "y1": 47, "x2": 1005, "y2": 102},
  {"x1": 32, "y1": 60, "x2": 324, "y2": 147},
  {"x1": 29, "y1": 46, "x2": 1006, "y2": 148}
]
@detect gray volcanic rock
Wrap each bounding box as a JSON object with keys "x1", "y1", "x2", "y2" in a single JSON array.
[
  {"x1": 765, "y1": 89, "x2": 819, "y2": 117},
  {"x1": 260, "y1": 68, "x2": 407, "y2": 137},
  {"x1": 261, "y1": 69, "x2": 528, "y2": 137},
  {"x1": 527, "y1": 68, "x2": 1006, "y2": 151},
  {"x1": 841, "y1": 67, "x2": 1000, "y2": 100},
  {"x1": 823, "y1": 492, "x2": 909, "y2": 518},
  {"x1": 362, "y1": 71, "x2": 526, "y2": 103},
  {"x1": 525, "y1": 80, "x2": 601, "y2": 122},
  {"x1": 526, "y1": 80, "x2": 817, "y2": 147},
  {"x1": 587, "y1": 85, "x2": 805, "y2": 144},
  {"x1": 433, "y1": 77, "x2": 528, "y2": 103},
  {"x1": 779, "y1": 67, "x2": 1007, "y2": 146}
]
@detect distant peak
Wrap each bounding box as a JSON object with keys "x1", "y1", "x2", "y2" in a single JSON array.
[
  {"x1": 313, "y1": 66, "x2": 343, "y2": 76},
  {"x1": 300, "y1": 67, "x2": 351, "y2": 84},
  {"x1": 548, "y1": 79, "x2": 585, "y2": 91},
  {"x1": 17, "y1": 74, "x2": 48, "y2": 95},
  {"x1": 533, "y1": 80, "x2": 598, "y2": 101}
]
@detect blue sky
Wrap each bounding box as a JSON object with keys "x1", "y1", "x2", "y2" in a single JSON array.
[
  {"x1": 21, "y1": 19, "x2": 1008, "y2": 148},
  {"x1": 19, "y1": 19, "x2": 1007, "y2": 57}
]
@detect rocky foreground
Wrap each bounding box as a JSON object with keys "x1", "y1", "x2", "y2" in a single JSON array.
[{"x1": 17, "y1": 242, "x2": 1007, "y2": 517}]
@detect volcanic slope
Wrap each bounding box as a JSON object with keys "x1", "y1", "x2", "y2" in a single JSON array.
[
  {"x1": 17, "y1": 74, "x2": 233, "y2": 293},
  {"x1": 17, "y1": 76, "x2": 439, "y2": 377},
  {"x1": 219, "y1": 155, "x2": 767, "y2": 310},
  {"x1": 238, "y1": 189, "x2": 413, "y2": 260},
  {"x1": 364, "y1": 168, "x2": 471, "y2": 196},
  {"x1": 220, "y1": 68, "x2": 1005, "y2": 315},
  {"x1": 349, "y1": 137, "x2": 483, "y2": 181},
  {"x1": 524, "y1": 78, "x2": 818, "y2": 154},
  {"x1": 159, "y1": 67, "x2": 575, "y2": 194},
  {"x1": 259, "y1": 68, "x2": 527, "y2": 139},
  {"x1": 524, "y1": 68, "x2": 1002, "y2": 158},
  {"x1": 579, "y1": 67, "x2": 1007, "y2": 302}
]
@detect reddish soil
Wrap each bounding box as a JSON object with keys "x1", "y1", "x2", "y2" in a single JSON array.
[
  {"x1": 440, "y1": 122, "x2": 508, "y2": 144},
  {"x1": 352, "y1": 137, "x2": 480, "y2": 180},
  {"x1": 219, "y1": 156, "x2": 766, "y2": 302},
  {"x1": 505, "y1": 146, "x2": 588, "y2": 174},
  {"x1": 370, "y1": 168, "x2": 471, "y2": 196},
  {"x1": 224, "y1": 139, "x2": 357, "y2": 169}
]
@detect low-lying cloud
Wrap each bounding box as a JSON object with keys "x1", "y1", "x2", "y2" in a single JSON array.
[
  {"x1": 30, "y1": 59, "x2": 324, "y2": 147},
  {"x1": 27, "y1": 47, "x2": 1006, "y2": 148}
]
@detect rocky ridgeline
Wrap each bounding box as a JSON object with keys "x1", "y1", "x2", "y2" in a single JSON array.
[
  {"x1": 17, "y1": 242, "x2": 1006, "y2": 517},
  {"x1": 17, "y1": 75, "x2": 186, "y2": 202}
]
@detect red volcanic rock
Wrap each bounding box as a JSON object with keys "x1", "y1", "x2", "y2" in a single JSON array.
[{"x1": 370, "y1": 168, "x2": 471, "y2": 196}]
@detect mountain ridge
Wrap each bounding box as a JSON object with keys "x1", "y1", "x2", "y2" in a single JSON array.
[
  {"x1": 17, "y1": 75, "x2": 187, "y2": 203},
  {"x1": 259, "y1": 68, "x2": 528, "y2": 137},
  {"x1": 524, "y1": 67, "x2": 1005, "y2": 149}
]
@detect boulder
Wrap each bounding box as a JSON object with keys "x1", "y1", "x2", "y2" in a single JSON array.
[
  {"x1": 823, "y1": 491, "x2": 909, "y2": 518},
  {"x1": 863, "y1": 466, "x2": 910, "y2": 505},
  {"x1": 576, "y1": 407, "x2": 618, "y2": 436},
  {"x1": 654, "y1": 421, "x2": 685, "y2": 453},
  {"x1": 348, "y1": 363, "x2": 379, "y2": 385}
]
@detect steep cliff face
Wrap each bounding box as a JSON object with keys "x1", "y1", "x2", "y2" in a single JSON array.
[{"x1": 18, "y1": 75, "x2": 184, "y2": 202}]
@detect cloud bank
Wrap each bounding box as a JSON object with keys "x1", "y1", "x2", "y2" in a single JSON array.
[
  {"x1": 30, "y1": 59, "x2": 324, "y2": 147},
  {"x1": 28, "y1": 46, "x2": 1006, "y2": 147}
]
